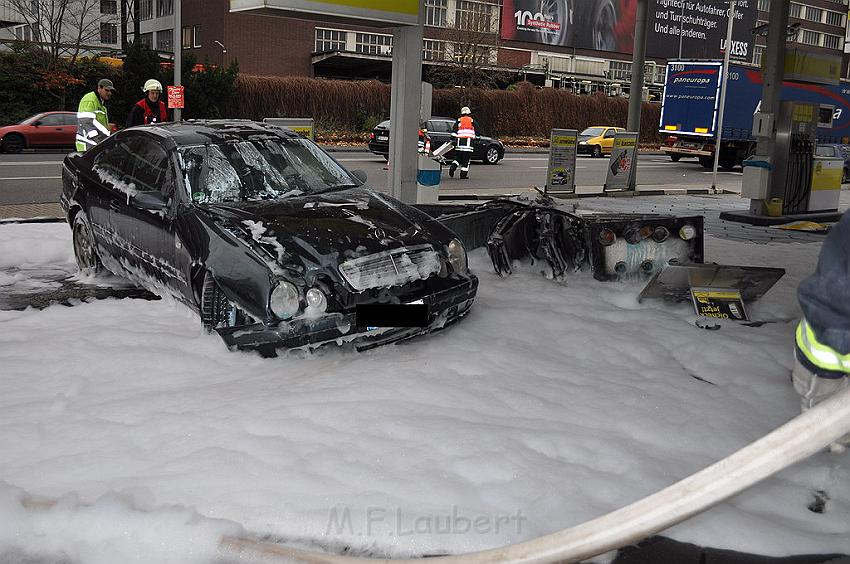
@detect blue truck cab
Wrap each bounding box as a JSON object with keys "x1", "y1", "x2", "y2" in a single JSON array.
[{"x1": 659, "y1": 61, "x2": 850, "y2": 169}]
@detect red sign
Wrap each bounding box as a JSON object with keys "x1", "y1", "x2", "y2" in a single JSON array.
[{"x1": 167, "y1": 85, "x2": 185, "y2": 109}]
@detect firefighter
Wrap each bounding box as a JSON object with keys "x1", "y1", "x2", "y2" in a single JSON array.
[
  {"x1": 793, "y1": 210, "x2": 850, "y2": 452},
  {"x1": 75, "y1": 79, "x2": 114, "y2": 152},
  {"x1": 126, "y1": 79, "x2": 169, "y2": 128},
  {"x1": 449, "y1": 106, "x2": 476, "y2": 179}
]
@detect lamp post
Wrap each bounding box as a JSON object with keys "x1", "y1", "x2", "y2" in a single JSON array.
[
  {"x1": 173, "y1": 0, "x2": 181, "y2": 122},
  {"x1": 710, "y1": 0, "x2": 736, "y2": 194}
]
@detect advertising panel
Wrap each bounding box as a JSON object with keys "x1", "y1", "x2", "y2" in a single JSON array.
[
  {"x1": 604, "y1": 131, "x2": 638, "y2": 191},
  {"x1": 545, "y1": 129, "x2": 578, "y2": 194},
  {"x1": 500, "y1": 0, "x2": 756, "y2": 63},
  {"x1": 230, "y1": 0, "x2": 419, "y2": 26}
]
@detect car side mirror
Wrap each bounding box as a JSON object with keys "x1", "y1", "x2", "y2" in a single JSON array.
[
  {"x1": 351, "y1": 169, "x2": 367, "y2": 183},
  {"x1": 133, "y1": 191, "x2": 169, "y2": 211}
]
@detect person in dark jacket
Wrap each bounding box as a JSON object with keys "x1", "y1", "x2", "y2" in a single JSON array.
[
  {"x1": 126, "y1": 79, "x2": 169, "y2": 128},
  {"x1": 448, "y1": 106, "x2": 476, "y2": 180},
  {"x1": 793, "y1": 210, "x2": 850, "y2": 451}
]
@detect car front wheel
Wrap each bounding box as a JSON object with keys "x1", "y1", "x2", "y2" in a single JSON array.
[
  {"x1": 72, "y1": 211, "x2": 103, "y2": 275},
  {"x1": 484, "y1": 145, "x2": 501, "y2": 164},
  {"x1": 200, "y1": 271, "x2": 247, "y2": 332},
  {"x1": 2, "y1": 134, "x2": 24, "y2": 154}
]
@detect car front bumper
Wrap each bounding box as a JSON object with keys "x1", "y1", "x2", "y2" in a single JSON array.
[{"x1": 217, "y1": 276, "x2": 478, "y2": 354}]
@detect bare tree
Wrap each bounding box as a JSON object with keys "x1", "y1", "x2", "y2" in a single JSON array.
[
  {"x1": 9, "y1": 0, "x2": 113, "y2": 67},
  {"x1": 425, "y1": 4, "x2": 507, "y2": 98}
]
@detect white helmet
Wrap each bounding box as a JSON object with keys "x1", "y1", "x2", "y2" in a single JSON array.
[
  {"x1": 460, "y1": 106, "x2": 472, "y2": 115},
  {"x1": 143, "y1": 79, "x2": 163, "y2": 93}
]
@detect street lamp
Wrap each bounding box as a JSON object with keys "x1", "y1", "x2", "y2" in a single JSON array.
[{"x1": 214, "y1": 40, "x2": 227, "y2": 54}]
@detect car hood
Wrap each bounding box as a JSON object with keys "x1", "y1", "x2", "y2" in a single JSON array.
[{"x1": 199, "y1": 187, "x2": 452, "y2": 279}]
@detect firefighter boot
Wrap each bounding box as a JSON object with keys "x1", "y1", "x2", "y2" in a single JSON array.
[{"x1": 449, "y1": 162, "x2": 457, "y2": 178}]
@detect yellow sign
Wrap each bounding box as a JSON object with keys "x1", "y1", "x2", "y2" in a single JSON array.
[
  {"x1": 615, "y1": 138, "x2": 637, "y2": 147},
  {"x1": 761, "y1": 48, "x2": 842, "y2": 86},
  {"x1": 290, "y1": 126, "x2": 314, "y2": 139},
  {"x1": 552, "y1": 136, "x2": 576, "y2": 147},
  {"x1": 230, "y1": 0, "x2": 419, "y2": 25}
]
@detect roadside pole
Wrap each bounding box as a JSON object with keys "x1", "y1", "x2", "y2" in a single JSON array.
[
  {"x1": 387, "y1": 2, "x2": 423, "y2": 204},
  {"x1": 174, "y1": 0, "x2": 182, "y2": 122},
  {"x1": 626, "y1": 0, "x2": 649, "y2": 191},
  {"x1": 748, "y1": 0, "x2": 789, "y2": 214},
  {"x1": 710, "y1": 0, "x2": 735, "y2": 194}
]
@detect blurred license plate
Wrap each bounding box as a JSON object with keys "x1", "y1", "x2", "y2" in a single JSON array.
[
  {"x1": 360, "y1": 300, "x2": 427, "y2": 329},
  {"x1": 377, "y1": 136, "x2": 388, "y2": 141}
]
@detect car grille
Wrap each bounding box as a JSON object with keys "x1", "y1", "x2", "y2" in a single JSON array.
[{"x1": 339, "y1": 245, "x2": 442, "y2": 291}]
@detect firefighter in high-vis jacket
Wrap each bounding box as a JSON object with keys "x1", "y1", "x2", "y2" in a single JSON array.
[
  {"x1": 793, "y1": 210, "x2": 850, "y2": 452},
  {"x1": 75, "y1": 79, "x2": 114, "y2": 152},
  {"x1": 449, "y1": 106, "x2": 476, "y2": 179}
]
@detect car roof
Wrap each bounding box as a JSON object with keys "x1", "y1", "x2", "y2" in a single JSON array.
[{"x1": 134, "y1": 119, "x2": 302, "y2": 147}]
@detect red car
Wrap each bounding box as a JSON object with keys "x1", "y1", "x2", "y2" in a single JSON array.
[{"x1": 0, "y1": 111, "x2": 78, "y2": 153}]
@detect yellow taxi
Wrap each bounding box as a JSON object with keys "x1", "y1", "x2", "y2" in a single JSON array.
[{"x1": 577, "y1": 126, "x2": 626, "y2": 157}]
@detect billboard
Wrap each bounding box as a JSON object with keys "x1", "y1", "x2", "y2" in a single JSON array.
[
  {"x1": 500, "y1": 0, "x2": 757, "y2": 63},
  {"x1": 230, "y1": 0, "x2": 419, "y2": 26}
]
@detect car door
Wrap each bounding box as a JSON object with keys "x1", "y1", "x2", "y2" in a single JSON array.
[
  {"x1": 105, "y1": 135, "x2": 192, "y2": 296},
  {"x1": 602, "y1": 128, "x2": 617, "y2": 153},
  {"x1": 28, "y1": 113, "x2": 64, "y2": 146},
  {"x1": 61, "y1": 113, "x2": 79, "y2": 147},
  {"x1": 427, "y1": 119, "x2": 454, "y2": 153}
]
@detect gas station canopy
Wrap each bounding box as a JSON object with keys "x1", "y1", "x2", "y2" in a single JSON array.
[{"x1": 229, "y1": 0, "x2": 419, "y2": 27}]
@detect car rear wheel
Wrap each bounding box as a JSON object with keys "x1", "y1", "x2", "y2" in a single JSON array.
[
  {"x1": 2, "y1": 134, "x2": 24, "y2": 154},
  {"x1": 484, "y1": 145, "x2": 501, "y2": 164},
  {"x1": 698, "y1": 155, "x2": 714, "y2": 169},
  {"x1": 72, "y1": 211, "x2": 103, "y2": 275},
  {"x1": 200, "y1": 271, "x2": 242, "y2": 332},
  {"x1": 592, "y1": 145, "x2": 602, "y2": 158},
  {"x1": 670, "y1": 154, "x2": 681, "y2": 162}
]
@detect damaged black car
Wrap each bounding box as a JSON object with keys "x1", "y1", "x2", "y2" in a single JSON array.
[{"x1": 60, "y1": 120, "x2": 477, "y2": 354}]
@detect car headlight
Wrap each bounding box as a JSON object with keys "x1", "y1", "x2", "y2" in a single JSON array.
[
  {"x1": 306, "y1": 287, "x2": 327, "y2": 312},
  {"x1": 447, "y1": 238, "x2": 468, "y2": 274},
  {"x1": 270, "y1": 280, "x2": 300, "y2": 319},
  {"x1": 579, "y1": 141, "x2": 587, "y2": 145}
]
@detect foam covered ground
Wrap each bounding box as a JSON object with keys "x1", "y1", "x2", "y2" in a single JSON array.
[{"x1": 1, "y1": 222, "x2": 848, "y2": 564}]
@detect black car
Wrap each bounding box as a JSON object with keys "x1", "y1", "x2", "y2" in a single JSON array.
[
  {"x1": 60, "y1": 120, "x2": 478, "y2": 354},
  {"x1": 368, "y1": 118, "x2": 505, "y2": 165}
]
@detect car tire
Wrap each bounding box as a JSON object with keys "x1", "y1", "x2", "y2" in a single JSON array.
[
  {"x1": 2, "y1": 133, "x2": 24, "y2": 154},
  {"x1": 698, "y1": 155, "x2": 714, "y2": 169},
  {"x1": 200, "y1": 271, "x2": 239, "y2": 332},
  {"x1": 719, "y1": 156, "x2": 737, "y2": 171},
  {"x1": 591, "y1": 0, "x2": 618, "y2": 51},
  {"x1": 72, "y1": 211, "x2": 103, "y2": 275},
  {"x1": 592, "y1": 145, "x2": 602, "y2": 158},
  {"x1": 670, "y1": 154, "x2": 681, "y2": 162},
  {"x1": 484, "y1": 145, "x2": 501, "y2": 164}
]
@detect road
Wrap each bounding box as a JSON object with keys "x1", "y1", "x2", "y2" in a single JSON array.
[{"x1": 0, "y1": 149, "x2": 744, "y2": 207}]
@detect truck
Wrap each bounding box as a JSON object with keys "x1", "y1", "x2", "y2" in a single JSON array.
[{"x1": 659, "y1": 61, "x2": 850, "y2": 169}]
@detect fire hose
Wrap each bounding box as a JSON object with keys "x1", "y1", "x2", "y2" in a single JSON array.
[{"x1": 21, "y1": 386, "x2": 850, "y2": 564}]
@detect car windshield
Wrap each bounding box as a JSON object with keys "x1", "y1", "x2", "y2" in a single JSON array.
[
  {"x1": 179, "y1": 137, "x2": 356, "y2": 204},
  {"x1": 580, "y1": 127, "x2": 606, "y2": 137}
]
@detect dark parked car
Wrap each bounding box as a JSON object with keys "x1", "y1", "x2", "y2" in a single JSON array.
[
  {"x1": 816, "y1": 144, "x2": 850, "y2": 182},
  {"x1": 368, "y1": 118, "x2": 505, "y2": 165},
  {"x1": 0, "y1": 112, "x2": 78, "y2": 153},
  {"x1": 60, "y1": 120, "x2": 478, "y2": 354}
]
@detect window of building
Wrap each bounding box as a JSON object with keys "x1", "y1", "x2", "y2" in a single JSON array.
[
  {"x1": 423, "y1": 39, "x2": 446, "y2": 61},
  {"x1": 14, "y1": 25, "x2": 32, "y2": 42},
  {"x1": 757, "y1": 0, "x2": 769, "y2": 11},
  {"x1": 138, "y1": 0, "x2": 153, "y2": 20},
  {"x1": 181, "y1": 26, "x2": 192, "y2": 48},
  {"x1": 825, "y1": 10, "x2": 844, "y2": 27},
  {"x1": 100, "y1": 0, "x2": 117, "y2": 15},
  {"x1": 315, "y1": 28, "x2": 346, "y2": 52},
  {"x1": 789, "y1": 3, "x2": 802, "y2": 18},
  {"x1": 100, "y1": 22, "x2": 118, "y2": 44},
  {"x1": 157, "y1": 28, "x2": 173, "y2": 52},
  {"x1": 455, "y1": 0, "x2": 492, "y2": 32},
  {"x1": 609, "y1": 60, "x2": 631, "y2": 81},
  {"x1": 355, "y1": 32, "x2": 392, "y2": 55},
  {"x1": 425, "y1": 0, "x2": 448, "y2": 27},
  {"x1": 823, "y1": 34, "x2": 842, "y2": 50},
  {"x1": 805, "y1": 6, "x2": 823, "y2": 22},
  {"x1": 190, "y1": 25, "x2": 201, "y2": 47},
  {"x1": 157, "y1": 0, "x2": 174, "y2": 17},
  {"x1": 753, "y1": 45, "x2": 764, "y2": 66},
  {"x1": 801, "y1": 29, "x2": 821, "y2": 45},
  {"x1": 138, "y1": 32, "x2": 153, "y2": 48}
]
